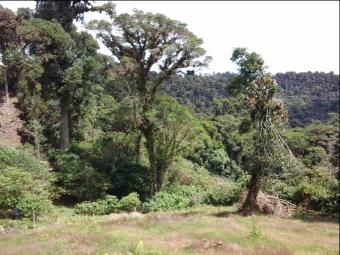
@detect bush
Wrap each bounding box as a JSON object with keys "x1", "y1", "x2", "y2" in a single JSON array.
[
  {"x1": 50, "y1": 150, "x2": 111, "y2": 201},
  {"x1": 144, "y1": 158, "x2": 246, "y2": 212},
  {"x1": 144, "y1": 185, "x2": 202, "y2": 212},
  {"x1": 202, "y1": 181, "x2": 242, "y2": 206},
  {"x1": 76, "y1": 193, "x2": 142, "y2": 215},
  {"x1": 110, "y1": 162, "x2": 149, "y2": 201},
  {"x1": 273, "y1": 169, "x2": 339, "y2": 213},
  {"x1": 0, "y1": 146, "x2": 52, "y2": 181},
  {"x1": 117, "y1": 192, "x2": 141, "y2": 212},
  {"x1": 75, "y1": 195, "x2": 119, "y2": 215},
  {"x1": 0, "y1": 167, "x2": 53, "y2": 218},
  {"x1": 166, "y1": 159, "x2": 221, "y2": 190}
]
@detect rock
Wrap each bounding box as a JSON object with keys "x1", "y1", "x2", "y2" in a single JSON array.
[
  {"x1": 0, "y1": 226, "x2": 5, "y2": 235},
  {"x1": 5, "y1": 227, "x2": 15, "y2": 234}
]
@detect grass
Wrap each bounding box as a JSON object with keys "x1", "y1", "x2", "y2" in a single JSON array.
[{"x1": 0, "y1": 205, "x2": 339, "y2": 255}]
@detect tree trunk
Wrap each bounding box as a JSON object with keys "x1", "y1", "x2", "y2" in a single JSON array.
[
  {"x1": 60, "y1": 105, "x2": 70, "y2": 150},
  {"x1": 242, "y1": 171, "x2": 261, "y2": 211},
  {"x1": 143, "y1": 127, "x2": 158, "y2": 197}
]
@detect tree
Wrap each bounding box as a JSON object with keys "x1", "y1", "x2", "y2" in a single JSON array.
[
  {"x1": 89, "y1": 9, "x2": 211, "y2": 195},
  {"x1": 227, "y1": 48, "x2": 293, "y2": 212},
  {"x1": 150, "y1": 94, "x2": 204, "y2": 191},
  {"x1": 0, "y1": 5, "x2": 19, "y2": 106},
  {"x1": 34, "y1": 0, "x2": 116, "y2": 32},
  {"x1": 33, "y1": 0, "x2": 116, "y2": 150}
]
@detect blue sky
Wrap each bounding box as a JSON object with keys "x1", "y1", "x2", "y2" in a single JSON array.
[{"x1": 1, "y1": 1, "x2": 339, "y2": 75}]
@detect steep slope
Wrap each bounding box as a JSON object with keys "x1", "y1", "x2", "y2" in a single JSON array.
[{"x1": 0, "y1": 90, "x2": 24, "y2": 147}]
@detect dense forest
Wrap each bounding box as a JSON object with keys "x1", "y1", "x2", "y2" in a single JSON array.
[
  {"x1": 160, "y1": 71, "x2": 339, "y2": 127},
  {"x1": 0, "y1": 1, "x2": 339, "y2": 223}
]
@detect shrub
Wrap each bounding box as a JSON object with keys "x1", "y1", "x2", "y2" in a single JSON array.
[
  {"x1": 110, "y1": 162, "x2": 149, "y2": 201},
  {"x1": 75, "y1": 195, "x2": 119, "y2": 215},
  {"x1": 144, "y1": 185, "x2": 202, "y2": 212},
  {"x1": 166, "y1": 158, "x2": 221, "y2": 191},
  {"x1": 202, "y1": 181, "x2": 243, "y2": 206},
  {"x1": 117, "y1": 192, "x2": 141, "y2": 212},
  {"x1": 273, "y1": 169, "x2": 339, "y2": 213},
  {"x1": 0, "y1": 167, "x2": 53, "y2": 218},
  {"x1": 50, "y1": 150, "x2": 111, "y2": 201},
  {"x1": 0, "y1": 146, "x2": 52, "y2": 181}
]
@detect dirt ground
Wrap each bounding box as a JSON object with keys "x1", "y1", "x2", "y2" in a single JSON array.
[{"x1": 0, "y1": 90, "x2": 24, "y2": 148}]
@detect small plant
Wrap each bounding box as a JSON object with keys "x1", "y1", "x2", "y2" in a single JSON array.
[
  {"x1": 249, "y1": 216, "x2": 262, "y2": 238},
  {"x1": 134, "y1": 240, "x2": 144, "y2": 255},
  {"x1": 249, "y1": 224, "x2": 262, "y2": 238}
]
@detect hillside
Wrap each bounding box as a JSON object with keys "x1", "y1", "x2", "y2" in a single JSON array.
[
  {"x1": 0, "y1": 90, "x2": 24, "y2": 148},
  {"x1": 161, "y1": 71, "x2": 340, "y2": 126},
  {"x1": 274, "y1": 71, "x2": 339, "y2": 127}
]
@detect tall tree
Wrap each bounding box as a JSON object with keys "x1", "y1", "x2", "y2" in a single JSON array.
[
  {"x1": 0, "y1": 5, "x2": 19, "y2": 106},
  {"x1": 33, "y1": 0, "x2": 116, "y2": 150},
  {"x1": 89, "y1": 9, "x2": 211, "y2": 195},
  {"x1": 227, "y1": 48, "x2": 294, "y2": 212},
  {"x1": 34, "y1": 0, "x2": 116, "y2": 32}
]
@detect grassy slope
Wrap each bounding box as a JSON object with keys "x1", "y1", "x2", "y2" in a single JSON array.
[{"x1": 0, "y1": 205, "x2": 339, "y2": 255}]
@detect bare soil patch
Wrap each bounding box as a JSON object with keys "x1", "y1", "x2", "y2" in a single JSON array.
[{"x1": 0, "y1": 90, "x2": 24, "y2": 148}]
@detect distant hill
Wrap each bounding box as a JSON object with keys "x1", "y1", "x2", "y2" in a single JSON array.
[
  {"x1": 160, "y1": 72, "x2": 235, "y2": 117},
  {"x1": 160, "y1": 71, "x2": 339, "y2": 127},
  {"x1": 274, "y1": 71, "x2": 339, "y2": 127}
]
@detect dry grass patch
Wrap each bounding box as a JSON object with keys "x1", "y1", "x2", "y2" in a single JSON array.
[{"x1": 0, "y1": 206, "x2": 339, "y2": 255}]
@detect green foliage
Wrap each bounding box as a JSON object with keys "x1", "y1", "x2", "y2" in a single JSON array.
[
  {"x1": 0, "y1": 167, "x2": 53, "y2": 218},
  {"x1": 227, "y1": 47, "x2": 265, "y2": 97},
  {"x1": 89, "y1": 8, "x2": 211, "y2": 195},
  {"x1": 50, "y1": 150, "x2": 111, "y2": 201},
  {"x1": 75, "y1": 193, "x2": 141, "y2": 215},
  {"x1": 148, "y1": 94, "x2": 207, "y2": 189},
  {"x1": 204, "y1": 148, "x2": 230, "y2": 173},
  {"x1": 160, "y1": 71, "x2": 339, "y2": 125},
  {"x1": 166, "y1": 158, "x2": 223, "y2": 191},
  {"x1": 75, "y1": 195, "x2": 119, "y2": 215},
  {"x1": 202, "y1": 179, "x2": 245, "y2": 206},
  {"x1": 282, "y1": 115, "x2": 339, "y2": 173},
  {"x1": 133, "y1": 240, "x2": 144, "y2": 255},
  {"x1": 160, "y1": 73, "x2": 236, "y2": 116},
  {"x1": 273, "y1": 169, "x2": 339, "y2": 213},
  {"x1": 144, "y1": 185, "x2": 201, "y2": 212},
  {"x1": 110, "y1": 162, "x2": 150, "y2": 201},
  {"x1": 117, "y1": 192, "x2": 141, "y2": 212},
  {"x1": 144, "y1": 158, "x2": 246, "y2": 211},
  {"x1": 189, "y1": 114, "x2": 246, "y2": 180},
  {"x1": 1, "y1": 1, "x2": 338, "y2": 217},
  {"x1": 274, "y1": 71, "x2": 339, "y2": 127},
  {"x1": 249, "y1": 218, "x2": 262, "y2": 238},
  {"x1": 0, "y1": 146, "x2": 52, "y2": 181},
  {"x1": 303, "y1": 146, "x2": 327, "y2": 166}
]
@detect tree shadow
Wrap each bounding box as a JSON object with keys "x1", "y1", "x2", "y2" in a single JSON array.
[
  {"x1": 215, "y1": 211, "x2": 237, "y2": 217},
  {"x1": 178, "y1": 208, "x2": 240, "y2": 219},
  {"x1": 290, "y1": 211, "x2": 339, "y2": 223}
]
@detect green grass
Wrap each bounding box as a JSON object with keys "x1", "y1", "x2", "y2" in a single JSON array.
[{"x1": 0, "y1": 205, "x2": 338, "y2": 255}]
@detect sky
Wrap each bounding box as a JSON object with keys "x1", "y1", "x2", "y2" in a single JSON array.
[{"x1": 1, "y1": 1, "x2": 339, "y2": 75}]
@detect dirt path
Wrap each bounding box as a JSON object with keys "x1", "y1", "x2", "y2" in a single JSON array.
[{"x1": 0, "y1": 90, "x2": 24, "y2": 148}]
